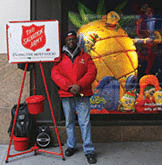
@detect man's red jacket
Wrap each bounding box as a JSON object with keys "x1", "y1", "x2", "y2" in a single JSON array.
[{"x1": 51, "y1": 49, "x2": 97, "y2": 97}]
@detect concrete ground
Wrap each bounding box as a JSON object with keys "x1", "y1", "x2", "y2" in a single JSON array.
[{"x1": 1, "y1": 141, "x2": 162, "y2": 165}]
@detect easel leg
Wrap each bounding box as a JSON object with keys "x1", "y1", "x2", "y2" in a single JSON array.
[
  {"x1": 5, "y1": 63, "x2": 28, "y2": 163},
  {"x1": 32, "y1": 64, "x2": 39, "y2": 151},
  {"x1": 39, "y1": 63, "x2": 65, "y2": 160}
]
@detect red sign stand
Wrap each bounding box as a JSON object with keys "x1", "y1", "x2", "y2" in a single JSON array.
[{"x1": 5, "y1": 63, "x2": 65, "y2": 163}]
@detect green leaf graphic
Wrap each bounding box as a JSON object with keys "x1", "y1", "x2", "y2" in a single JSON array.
[
  {"x1": 79, "y1": 8, "x2": 89, "y2": 24},
  {"x1": 115, "y1": 0, "x2": 128, "y2": 12},
  {"x1": 96, "y1": 0, "x2": 106, "y2": 16},
  {"x1": 78, "y1": 1, "x2": 94, "y2": 15},
  {"x1": 68, "y1": 12, "x2": 83, "y2": 28}
]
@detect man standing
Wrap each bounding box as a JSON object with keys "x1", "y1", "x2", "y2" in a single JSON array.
[{"x1": 51, "y1": 31, "x2": 97, "y2": 164}]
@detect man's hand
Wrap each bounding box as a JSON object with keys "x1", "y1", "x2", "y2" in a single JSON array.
[{"x1": 69, "y1": 84, "x2": 81, "y2": 95}]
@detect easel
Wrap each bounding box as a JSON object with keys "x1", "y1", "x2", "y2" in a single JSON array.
[{"x1": 5, "y1": 62, "x2": 65, "y2": 163}]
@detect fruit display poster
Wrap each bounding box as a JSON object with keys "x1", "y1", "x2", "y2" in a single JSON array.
[{"x1": 6, "y1": 20, "x2": 60, "y2": 63}]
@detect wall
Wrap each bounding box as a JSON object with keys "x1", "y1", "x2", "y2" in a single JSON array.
[
  {"x1": 0, "y1": 0, "x2": 30, "y2": 144},
  {"x1": 0, "y1": 0, "x2": 30, "y2": 53},
  {"x1": 50, "y1": 125, "x2": 162, "y2": 145},
  {"x1": 0, "y1": 54, "x2": 30, "y2": 144}
]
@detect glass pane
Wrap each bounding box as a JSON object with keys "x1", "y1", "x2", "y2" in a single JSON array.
[{"x1": 66, "y1": 0, "x2": 162, "y2": 114}]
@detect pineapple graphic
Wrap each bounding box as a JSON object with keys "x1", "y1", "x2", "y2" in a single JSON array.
[{"x1": 69, "y1": 1, "x2": 138, "y2": 111}]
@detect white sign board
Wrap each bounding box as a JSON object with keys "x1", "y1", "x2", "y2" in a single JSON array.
[{"x1": 6, "y1": 20, "x2": 60, "y2": 63}]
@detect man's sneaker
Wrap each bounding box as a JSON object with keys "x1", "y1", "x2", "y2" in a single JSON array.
[
  {"x1": 65, "y1": 148, "x2": 77, "y2": 157},
  {"x1": 85, "y1": 153, "x2": 97, "y2": 164}
]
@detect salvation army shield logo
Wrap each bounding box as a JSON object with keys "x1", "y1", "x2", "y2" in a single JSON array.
[{"x1": 21, "y1": 24, "x2": 46, "y2": 51}]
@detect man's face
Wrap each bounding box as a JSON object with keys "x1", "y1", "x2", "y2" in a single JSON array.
[{"x1": 65, "y1": 35, "x2": 77, "y2": 51}]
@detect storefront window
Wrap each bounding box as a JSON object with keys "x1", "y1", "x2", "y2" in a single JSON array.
[{"x1": 67, "y1": 0, "x2": 162, "y2": 115}]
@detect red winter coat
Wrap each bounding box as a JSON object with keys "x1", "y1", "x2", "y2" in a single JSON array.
[{"x1": 51, "y1": 49, "x2": 97, "y2": 97}]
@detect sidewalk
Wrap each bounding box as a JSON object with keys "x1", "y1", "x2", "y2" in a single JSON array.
[{"x1": 1, "y1": 141, "x2": 162, "y2": 165}]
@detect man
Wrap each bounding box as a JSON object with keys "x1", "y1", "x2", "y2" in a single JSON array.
[{"x1": 51, "y1": 31, "x2": 97, "y2": 164}]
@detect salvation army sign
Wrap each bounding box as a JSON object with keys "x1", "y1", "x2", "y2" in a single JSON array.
[
  {"x1": 21, "y1": 24, "x2": 46, "y2": 51},
  {"x1": 6, "y1": 20, "x2": 60, "y2": 63}
]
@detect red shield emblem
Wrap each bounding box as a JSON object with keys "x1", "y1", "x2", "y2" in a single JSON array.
[{"x1": 22, "y1": 24, "x2": 46, "y2": 51}]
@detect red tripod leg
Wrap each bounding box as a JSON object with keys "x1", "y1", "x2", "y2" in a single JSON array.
[
  {"x1": 5, "y1": 63, "x2": 28, "y2": 163},
  {"x1": 32, "y1": 63, "x2": 39, "y2": 155},
  {"x1": 39, "y1": 63, "x2": 65, "y2": 160}
]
